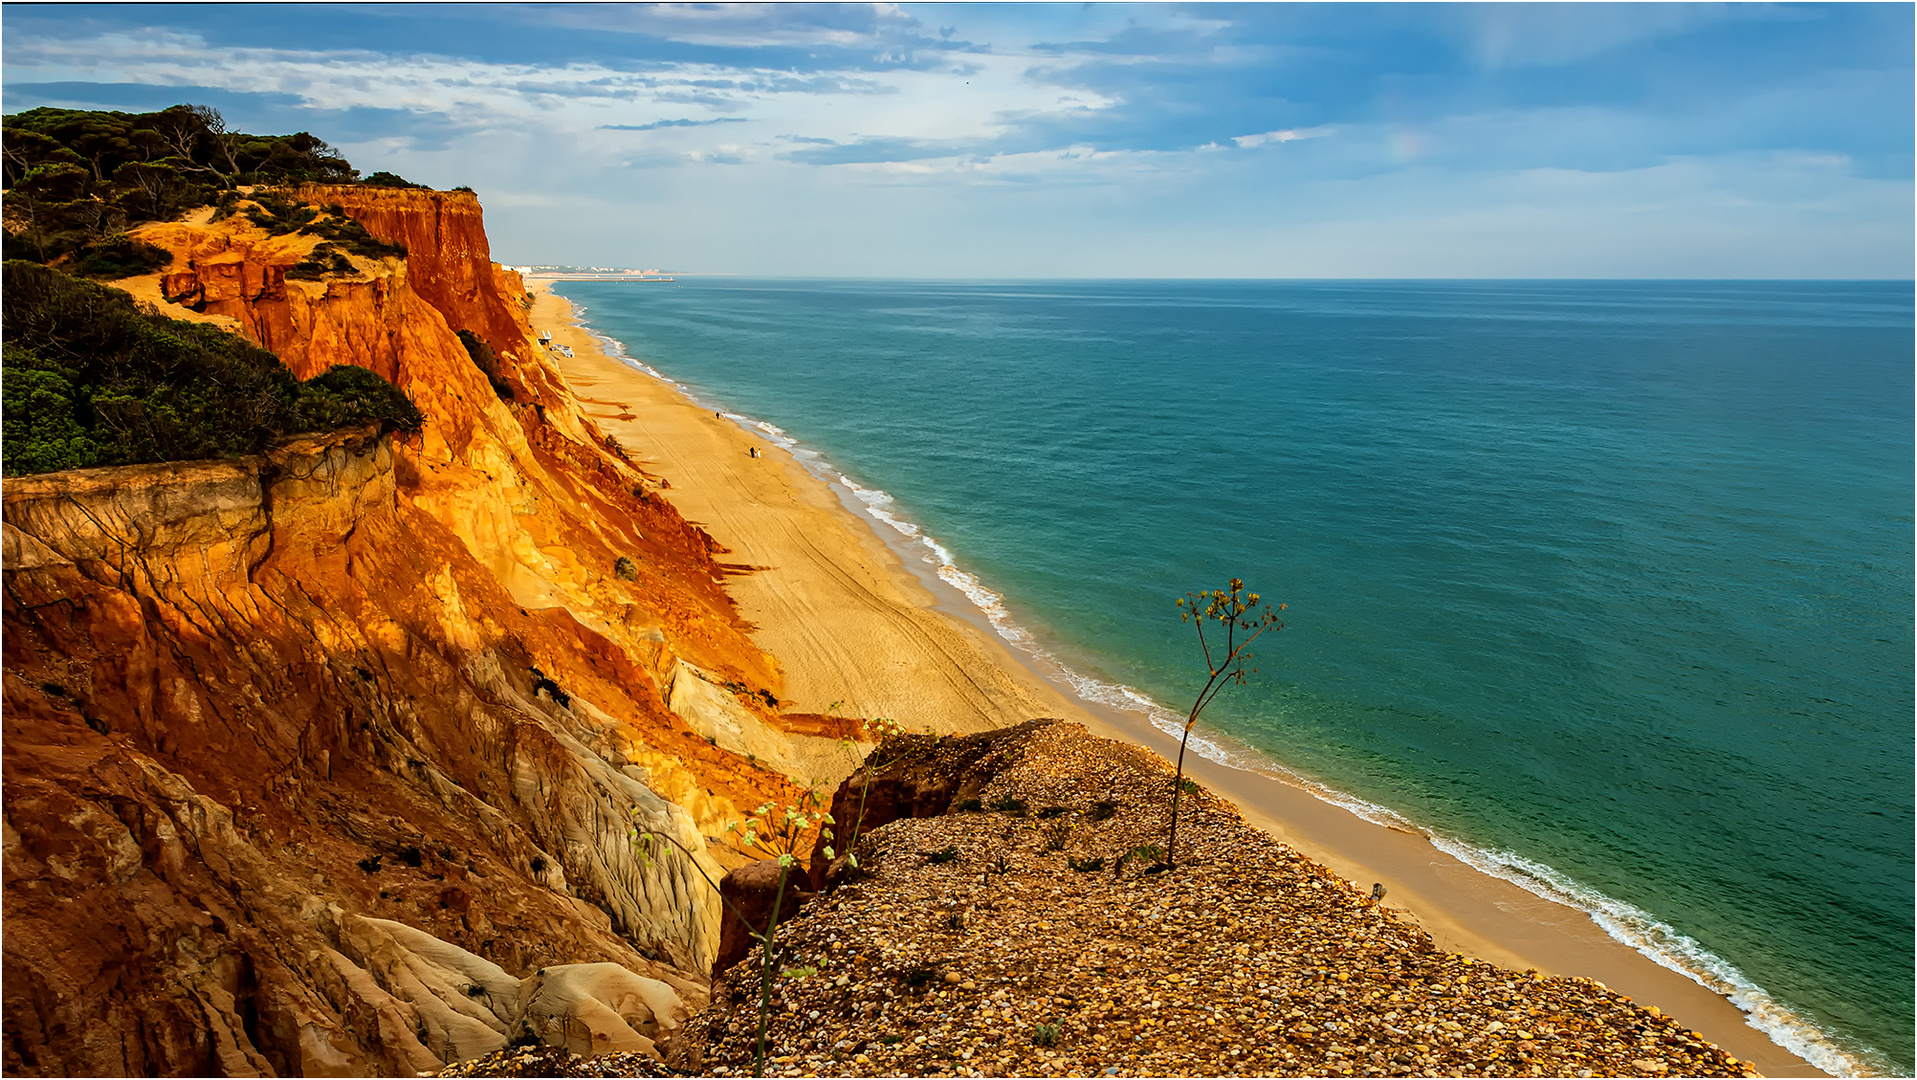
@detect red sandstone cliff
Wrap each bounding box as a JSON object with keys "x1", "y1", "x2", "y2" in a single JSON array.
[{"x1": 3, "y1": 188, "x2": 806, "y2": 1075}]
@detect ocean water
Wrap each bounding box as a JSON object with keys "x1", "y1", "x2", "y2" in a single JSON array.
[{"x1": 554, "y1": 278, "x2": 1914, "y2": 1076}]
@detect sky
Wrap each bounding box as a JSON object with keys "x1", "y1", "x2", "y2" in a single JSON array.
[{"x1": 4, "y1": 2, "x2": 1911, "y2": 278}]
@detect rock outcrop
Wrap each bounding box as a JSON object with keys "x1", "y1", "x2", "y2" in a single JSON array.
[
  {"x1": 690, "y1": 722, "x2": 1763, "y2": 1079},
  {"x1": 3, "y1": 188, "x2": 819, "y2": 1075},
  {"x1": 712, "y1": 859, "x2": 819, "y2": 981},
  {"x1": 804, "y1": 720, "x2": 1050, "y2": 889}
]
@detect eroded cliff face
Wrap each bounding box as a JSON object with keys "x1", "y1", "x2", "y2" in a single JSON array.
[{"x1": 3, "y1": 188, "x2": 814, "y2": 1076}]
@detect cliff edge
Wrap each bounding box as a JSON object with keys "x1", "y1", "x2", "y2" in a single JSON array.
[{"x1": 2, "y1": 187, "x2": 819, "y2": 1075}]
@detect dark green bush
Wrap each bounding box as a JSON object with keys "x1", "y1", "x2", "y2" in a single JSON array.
[
  {"x1": 208, "y1": 189, "x2": 241, "y2": 223},
  {"x1": 292, "y1": 364, "x2": 424, "y2": 435},
  {"x1": 3, "y1": 105, "x2": 362, "y2": 264},
  {"x1": 228, "y1": 190, "x2": 405, "y2": 261},
  {"x1": 988, "y1": 795, "x2": 1028, "y2": 817},
  {"x1": 455, "y1": 329, "x2": 513, "y2": 400},
  {"x1": 336, "y1": 225, "x2": 406, "y2": 260},
  {"x1": 67, "y1": 233, "x2": 173, "y2": 280},
  {"x1": 1, "y1": 261, "x2": 423, "y2": 476},
  {"x1": 294, "y1": 202, "x2": 407, "y2": 259},
  {"x1": 244, "y1": 191, "x2": 319, "y2": 235},
  {"x1": 3, "y1": 344, "x2": 106, "y2": 473},
  {"x1": 284, "y1": 242, "x2": 355, "y2": 281},
  {"x1": 360, "y1": 170, "x2": 425, "y2": 189}
]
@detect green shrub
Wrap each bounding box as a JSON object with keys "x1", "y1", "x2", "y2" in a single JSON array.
[
  {"x1": 2, "y1": 344, "x2": 106, "y2": 473},
  {"x1": 67, "y1": 233, "x2": 173, "y2": 279},
  {"x1": 1039, "y1": 820, "x2": 1072, "y2": 852},
  {"x1": 360, "y1": 170, "x2": 425, "y2": 189},
  {"x1": 455, "y1": 329, "x2": 513, "y2": 400},
  {"x1": 291, "y1": 364, "x2": 424, "y2": 435},
  {"x1": 3, "y1": 105, "x2": 360, "y2": 264},
  {"x1": 1115, "y1": 844, "x2": 1168, "y2": 876},
  {"x1": 285, "y1": 242, "x2": 355, "y2": 280},
  {"x1": 244, "y1": 191, "x2": 319, "y2": 235},
  {"x1": 1, "y1": 261, "x2": 422, "y2": 476},
  {"x1": 298, "y1": 207, "x2": 406, "y2": 259},
  {"x1": 237, "y1": 192, "x2": 405, "y2": 259}
]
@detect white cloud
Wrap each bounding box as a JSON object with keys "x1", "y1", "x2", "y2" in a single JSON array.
[
  {"x1": 6, "y1": 25, "x2": 1123, "y2": 159},
  {"x1": 5, "y1": 8, "x2": 1902, "y2": 278},
  {"x1": 1232, "y1": 126, "x2": 1336, "y2": 149}
]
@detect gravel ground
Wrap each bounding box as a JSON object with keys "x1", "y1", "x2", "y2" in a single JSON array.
[{"x1": 440, "y1": 722, "x2": 1760, "y2": 1079}]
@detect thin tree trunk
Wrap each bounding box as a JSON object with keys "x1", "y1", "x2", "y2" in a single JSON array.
[{"x1": 1168, "y1": 723, "x2": 1195, "y2": 868}]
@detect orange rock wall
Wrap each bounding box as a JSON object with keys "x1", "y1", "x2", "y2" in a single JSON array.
[{"x1": 4, "y1": 190, "x2": 797, "y2": 1075}]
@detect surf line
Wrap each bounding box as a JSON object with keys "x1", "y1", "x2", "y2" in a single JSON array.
[{"x1": 560, "y1": 295, "x2": 1874, "y2": 1080}]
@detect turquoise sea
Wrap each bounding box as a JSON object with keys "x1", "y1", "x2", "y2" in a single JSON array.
[{"x1": 555, "y1": 278, "x2": 1914, "y2": 1077}]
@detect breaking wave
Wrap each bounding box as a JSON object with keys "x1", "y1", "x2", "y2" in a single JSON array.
[{"x1": 568, "y1": 295, "x2": 1881, "y2": 1080}]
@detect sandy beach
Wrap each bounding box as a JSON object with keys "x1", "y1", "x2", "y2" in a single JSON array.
[{"x1": 528, "y1": 283, "x2": 1821, "y2": 1078}]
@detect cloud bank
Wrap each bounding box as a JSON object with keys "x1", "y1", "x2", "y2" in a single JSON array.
[{"x1": 4, "y1": 2, "x2": 1907, "y2": 277}]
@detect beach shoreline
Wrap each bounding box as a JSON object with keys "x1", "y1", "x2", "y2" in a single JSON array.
[{"x1": 527, "y1": 281, "x2": 1825, "y2": 1078}]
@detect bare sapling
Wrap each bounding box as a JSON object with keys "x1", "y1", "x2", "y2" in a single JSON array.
[{"x1": 1168, "y1": 578, "x2": 1284, "y2": 868}]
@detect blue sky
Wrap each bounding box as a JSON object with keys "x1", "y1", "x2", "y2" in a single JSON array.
[{"x1": 5, "y1": 3, "x2": 1910, "y2": 277}]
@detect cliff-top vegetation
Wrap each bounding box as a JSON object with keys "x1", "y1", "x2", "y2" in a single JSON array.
[
  {"x1": 2, "y1": 261, "x2": 423, "y2": 476},
  {"x1": 1, "y1": 104, "x2": 428, "y2": 271}
]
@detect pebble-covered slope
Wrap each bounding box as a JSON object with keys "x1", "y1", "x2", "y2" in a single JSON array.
[{"x1": 444, "y1": 721, "x2": 1761, "y2": 1079}]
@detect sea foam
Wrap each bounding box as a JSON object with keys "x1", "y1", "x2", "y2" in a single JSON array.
[{"x1": 565, "y1": 295, "x2": 1881, "y2": 1080}]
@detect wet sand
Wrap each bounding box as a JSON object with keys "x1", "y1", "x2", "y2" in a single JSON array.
[{"x1": 528, "y1": 282, "x2": 1822, "y2": 1078}]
